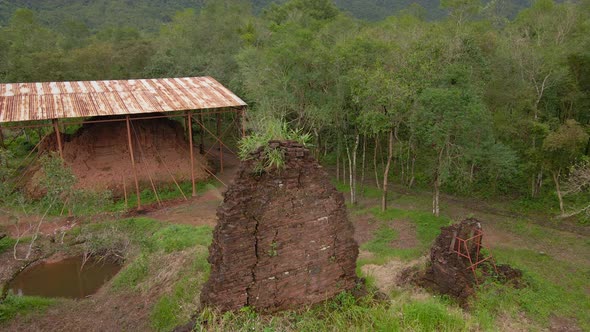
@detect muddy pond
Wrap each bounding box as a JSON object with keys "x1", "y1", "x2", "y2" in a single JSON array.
[{"x1": 8, "y1": 256, "x2": 122, "y2": 299}]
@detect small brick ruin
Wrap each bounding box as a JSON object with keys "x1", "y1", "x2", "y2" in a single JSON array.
[
  {"x1": 200, "y1": 140, "x2": 359, "y2": 313},
  {"x1": 418, "y1": 219, "x2": 522, "y2": 304}
]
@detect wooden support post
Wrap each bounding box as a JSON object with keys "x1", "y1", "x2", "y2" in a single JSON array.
[
  {"x1": 187, "y1": 111, "x2": 196, "y2": 197},
  {"x1": 184, "y1": 115, "x2": 189, "y2": 141},
  {"x1": 52, "y1": 119, "x2": 63, "y2": 158},
  {"x1": 240, "y1": 107, "x2": 246, "y2": 137},
  {"x1": 123, "y1": 176, "x2": 128, "y2": 209},
  {"x1": 217, "y1": 113, "x2": 223, "y2": 172},
  {"x1": 125, "y1": 116, "x2": 141, "y2": 209}
]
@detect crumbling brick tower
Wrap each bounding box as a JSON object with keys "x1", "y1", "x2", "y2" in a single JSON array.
[{"x1": 200, "y1": 140, "x2": 359, "y2": 313}]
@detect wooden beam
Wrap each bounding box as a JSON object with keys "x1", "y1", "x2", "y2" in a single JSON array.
[
  {"x1": 52, "y1": 119, "x2": 63, "y2": 158},
  {"x1": 125, "y1": 116, "x2": 141, "y2": 209},
  {"x1": 187, "y1": 111, "x2": 196, "y2": 197}
]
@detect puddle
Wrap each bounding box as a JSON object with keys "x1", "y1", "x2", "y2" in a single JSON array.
[{"x1": 8, "y1": 256, "x2": 122, "y2": 299}]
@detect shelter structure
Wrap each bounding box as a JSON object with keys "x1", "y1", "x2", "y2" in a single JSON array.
[{"x1": 0, "y1": 77, "x2": 247, "y2": 208}]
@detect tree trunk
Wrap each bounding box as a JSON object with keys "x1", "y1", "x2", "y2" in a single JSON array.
[
  {"x1": 342, "y1": 153, "x2": 347, "y2": 186},
  {"x1": 360, "y1": 135, "x2": 366, "y2": 196},
  {"x1": 433, "y1": 175, "x2": 440, "y2": 217},
  {"x1": 381, "y1": 129, "x2": 394, "y2": 212},
  {"x1": 336, "y1": 150, "x2": 340, "y2": 182},
  {"x1": 409, "y1": 153, "x2": 416, "y2": 188},
  {"x1": 432, "y1": 147, "x2": 444, "y2": 217},
  {"x1": 469, "y1": 162, "x2": 476, "y2": 183},
  {"x1": 352, "y1": 134, "x2": 359, "y2": 204},
  {"x1": 374, "y1": 136, "x2": 381, "y2": 190},
  {"x1": 346, "y1": 134, "x2": 359, "y2": 205},
  {"x1": 552, "y1": 170, "x2": 565, "y2": 215}
]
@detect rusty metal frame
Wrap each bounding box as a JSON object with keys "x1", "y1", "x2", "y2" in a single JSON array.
[{"x1": 451, "y1": 229, "x2": 499, "y2": 284}]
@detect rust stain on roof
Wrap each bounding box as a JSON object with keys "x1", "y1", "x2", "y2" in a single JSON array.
[{"x1": 0, "y1": 76, "x2": 246, "y2": 123}]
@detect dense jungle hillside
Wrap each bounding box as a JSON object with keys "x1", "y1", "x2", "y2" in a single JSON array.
[{"x1": 0, "y1": 0, "x2": 533, "y2": 30}]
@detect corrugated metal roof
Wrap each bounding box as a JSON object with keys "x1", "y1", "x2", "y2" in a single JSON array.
[{"x1": 0, "y1": 76, "x2": 246, "y2": 123}]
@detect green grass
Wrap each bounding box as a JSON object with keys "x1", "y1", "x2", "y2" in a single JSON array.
[
  {"x1": 110, "y1": 180, "x2": 219, "y2": 211},
  {"x1": 472, "y1": 247, "x2": 590, "y2": 331},
  {"x1": 192, "y1": 292, "x2": 468, "y2": 331},
  {"x1": 152, "y1": 225, "x2": 212, "y2": 253},
  {"x1": 150, "y1": 248, "x2": 210, "y2": 331},
  {"x1": 335, "y1": 182, "x2": 383, "y2": 200},
  {"x1": 0, "y1": 295, "x2": 56, "y2": 323},
  {"x1": 401, "y1": 299, "x2": 466, "y2": 331},
  {"x1": 359, "y1": 207, "x2": 451, "y2": 263},
  {"x1": 0, "y1": 236, "x2": 16, "y2": 254},
  {"x1": 75, "y1": 217, "x2": 214, "y2": 331}
]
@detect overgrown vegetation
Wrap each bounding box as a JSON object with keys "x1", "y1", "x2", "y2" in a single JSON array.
[
  {"x1": 0, "y1": 295, "x2": 56, "y2": 323},
  {"x1": 0, "y1": 236, "x2": 16, "y2": 255},
  {"x1": 238, "y1": 120, "x2": 311, "y2": 171}
]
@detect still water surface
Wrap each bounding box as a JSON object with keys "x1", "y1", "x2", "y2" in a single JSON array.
[{"x1": 8, "y1": 256, "x2": 121, "y2": 299}]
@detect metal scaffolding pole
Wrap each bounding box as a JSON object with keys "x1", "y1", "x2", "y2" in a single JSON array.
[{"x1": 125, "y1": 116, "x2": 141, "y2": 209}]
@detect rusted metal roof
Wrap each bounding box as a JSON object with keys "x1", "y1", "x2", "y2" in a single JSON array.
[{"x1": 0, "y1": 76, "x2": 246, "y2": 123}]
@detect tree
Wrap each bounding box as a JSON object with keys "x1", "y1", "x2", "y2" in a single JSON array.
[
  {"x1": 543, "y1": 120, "x2": 589, "y2": 214},
  {"x1": 411, "y1": 68, "x2": 491, "y2": 216},
  {"x1": 562, "y1": 160, "x2": 590, "y2": 219}
]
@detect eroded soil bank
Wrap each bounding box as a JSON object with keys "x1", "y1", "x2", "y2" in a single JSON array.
[{"x1": 26, "y1": 116, "x2": 210, "y2": 197}]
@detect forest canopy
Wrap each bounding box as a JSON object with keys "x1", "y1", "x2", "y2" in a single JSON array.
[{"x1": 0, "y1": 0, "x2": 589, "y2": 219}]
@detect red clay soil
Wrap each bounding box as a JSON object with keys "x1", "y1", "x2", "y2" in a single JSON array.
[
  {"x1": 200, "y1": 140, "x2": 359, "y2": 313},
  {"x1": 27, "y1": 116, "x2": 209, "y2": 197}
]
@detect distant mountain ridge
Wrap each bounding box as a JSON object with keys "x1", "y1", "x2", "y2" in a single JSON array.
[{"x1": 0, "y1": 0, "x2": 531, "y2": 31}]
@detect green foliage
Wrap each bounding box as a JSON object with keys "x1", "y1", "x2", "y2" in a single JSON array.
[
  {"x1": 238, "y1": 120, "x2": 311, "y2": 172},
  {"x1": 39, "y1": 152, "x2": 76, "y2": 204},
  {"x1": 104, "y1": 218, "x2": 212, "y2": 293},
  {"x1": 0, "y1": 236, "x2": 16, "y2": 254},
  {"x1": 0, "y1": 295, "x2": 56, "y2": 323},
  {"x1": 111, "y1": 253, "x2": 150, "y2": 290}
]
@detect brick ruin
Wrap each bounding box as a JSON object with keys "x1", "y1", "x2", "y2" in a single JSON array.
[
  {"x1": 200, "y1": 140, "x2": 359, "y2": 313},
  {"x1": 418, "y1": 219, "x2": 523, "y2": 304}
]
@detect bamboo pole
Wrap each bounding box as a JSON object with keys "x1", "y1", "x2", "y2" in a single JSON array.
[
  {"x1": 125, "y1": 116, "x2": 141, "y2": 209},
  {"x1": 187, "y1": 111, "x2": 196, "y2": 197}
]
